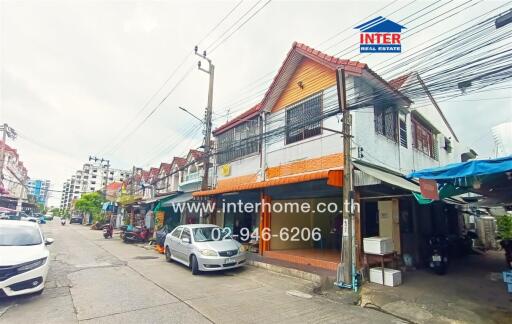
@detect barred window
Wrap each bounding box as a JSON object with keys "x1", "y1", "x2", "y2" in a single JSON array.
[
  {"x1": 217, "y1": 118, "x2": 260, "y2": 164},
  {"x1": 285, "y1": 95, "x2": 322, "y2": 144},
  {"x1": 374, "y1": 106, "x2": 397, "y2": 142}
]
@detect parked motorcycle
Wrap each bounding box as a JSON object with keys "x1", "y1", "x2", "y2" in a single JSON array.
[
  {"x1": 122, "y1": 226, "x2": 152, "y2": 243},
  {"x1": 500, "y1": 239, "x2": 512, "y2": 269},
  {"x1": 103, "y1": 224, "x2": 113, "y2": 239},
  {"x1": 61, "y1": 218, "x2": 66, "y2": 226},
  {"x1": 428, "y1": 235, "x2": 449, "y2": 275}
]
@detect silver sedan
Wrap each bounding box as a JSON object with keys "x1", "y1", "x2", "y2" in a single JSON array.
[{"x1": 164, "y1": 224, "x2": 246, "y2": 275}]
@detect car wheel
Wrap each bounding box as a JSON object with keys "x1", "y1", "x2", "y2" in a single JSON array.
[
  {"x1": 190, "y1": 255, "x2": 199, "y2": 275},
  {"x1": 165, "y1": 246, "x2": 172, "y2": 263}
]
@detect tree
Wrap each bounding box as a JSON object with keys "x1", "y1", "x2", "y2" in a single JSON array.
[
  {"x1": 497, "y1": 215, "x2": 512, "y2": 240},
  {"x1": 74, "y1": 192, "x2": 106, "y2": 222}
]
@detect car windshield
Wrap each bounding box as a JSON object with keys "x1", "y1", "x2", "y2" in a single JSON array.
[
  {"x1": 193, "y1": 227, "x2": 231, "y2": 242},
  {"x1": 0, "y1": 226, "x2": 42, "y2": 246}
]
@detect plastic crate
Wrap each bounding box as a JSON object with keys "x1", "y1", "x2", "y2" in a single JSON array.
[{"x1": 503, "y1": 271, "x2": 512, "y2": 284}]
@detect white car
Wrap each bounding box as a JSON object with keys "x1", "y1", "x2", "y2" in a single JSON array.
[
  {"x1": 164, "y1": 224, "x2": 246, "y2": 275},
  {"x1": 0, "y1": 220, "x2": 53, "y2": 297}
]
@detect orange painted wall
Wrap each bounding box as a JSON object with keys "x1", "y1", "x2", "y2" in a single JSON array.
[
  {"x1": 271, "y1": 58, "x2": 336, "y2": 113},
  {"x1": 217, "y1": 174, "x2": 258, "y2": 189},
  {"x1": 265, "y1": 153, "x2": 344, "y2": 179}
]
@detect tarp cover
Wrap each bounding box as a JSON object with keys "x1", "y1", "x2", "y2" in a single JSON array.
[{"x1": 407, "y1": 155, "x2": 512, "y2": 181}]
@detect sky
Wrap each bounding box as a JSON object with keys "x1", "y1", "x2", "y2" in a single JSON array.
[{"x1": 0, "y1": 0, "x2": 511, "y2": 207}]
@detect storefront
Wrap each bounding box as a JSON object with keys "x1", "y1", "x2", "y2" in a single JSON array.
[{"x1": 194, "y1": 169, "x2": 344, "y2": 272}]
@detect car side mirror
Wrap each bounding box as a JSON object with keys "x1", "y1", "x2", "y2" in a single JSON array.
[
  {"x1": 182, "y1": 237, "x2": 190, "y2": 244},
  {"x1": 45, "y1": 238, "x2": 54, "y2": 245}
]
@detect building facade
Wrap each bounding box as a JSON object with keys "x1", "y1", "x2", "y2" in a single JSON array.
[
  {"x1": 193, "y1": 42, "x2": 471, "y2": 272},
  {"x1": 26, "y1": 179, "x2": 51, "y2": 206},
  {"x1": 60, "y1": 162, "x2": 131, "y2": 210}
]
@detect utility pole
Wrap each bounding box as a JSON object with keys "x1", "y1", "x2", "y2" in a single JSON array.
[
  {"x1": 195, "y1": 45, "x2": 215, "y2": 224},
  {"x1": 0, "y1": 123, "x2": 17, "y2": 187},
  {"x1": 89, "y1": 156, "x2": 110, "y2": 195},
  {"x1": 336, "y1": 67, "x2": 354, "y2": 288}
]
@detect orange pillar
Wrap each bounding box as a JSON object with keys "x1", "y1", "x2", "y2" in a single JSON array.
[{"x1": 259, "y1": 192, "x2": 272, "y2": 255}]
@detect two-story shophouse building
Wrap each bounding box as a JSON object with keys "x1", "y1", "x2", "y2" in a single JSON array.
[{"x1": 194, "y1": 42, "x2": 468, "y2": 273}]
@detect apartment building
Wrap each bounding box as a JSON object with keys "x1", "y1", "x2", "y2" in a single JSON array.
[{"x1": 60, "y1": 161, "x2": 131, "y2": 210}]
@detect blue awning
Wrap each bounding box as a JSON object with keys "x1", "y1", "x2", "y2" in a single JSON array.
[{"x1": 407, "y1": 156, "x2": 512, "y2": 181}]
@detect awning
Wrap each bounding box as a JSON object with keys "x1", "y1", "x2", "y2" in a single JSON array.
[
  {"x1": 407, "y1": 155, "x2": 512, "y2": 181},
  {"x1": 161, "y1": 192, "x2": 194, "y2": 207},
  {"x1": 142, "y1": 193, "x2": 177, "y2": 205},
  {"x1": 353, "y1": 161, "x2": 420, "y2": 193},
  {"x1": 193, "y1": 169, "x2": 343, "y2": 197}
]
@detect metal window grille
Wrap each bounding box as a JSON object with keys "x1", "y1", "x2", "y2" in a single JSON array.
[
  {"x1": 285, "y1": 95, "x2": 322, "y2": 144},
  {"x1": 217, "y1": 118, "x2": 260, "y2": 164}
]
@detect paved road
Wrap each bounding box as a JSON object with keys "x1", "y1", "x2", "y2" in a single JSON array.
[{"x1": 0, "y1": 220, "x2": 398, "y2": 323}]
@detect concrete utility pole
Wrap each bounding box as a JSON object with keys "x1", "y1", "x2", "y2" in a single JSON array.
[
  {"x1": 195, "y1": 46, "x2": 215, "y2": 224},
  {"x1": 89, "y1": 156, "x2": 110, "y2": 194},
  {"x1": 0, "y1": 123, "x2": 17, "y2": 187},
  {"x1": 336, "y1": 67, "x2": 354, "y2": 288}
]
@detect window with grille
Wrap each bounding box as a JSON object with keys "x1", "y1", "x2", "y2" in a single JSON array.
[
  {"x1": 217, "y1": 118, "x2": 260, "y2": 164},
  {"x1": 412, "y1": 116, "x2": 436, "y2": 159},
  {"x1": 285, "y1": 95, "x2": 322, "y2": 144},
  {"x1": 374, "y1": 106, "x2": 397, "y2": 142},
  {"x1": 399, "y1": 113, "x2": 407, "y2": 148}
]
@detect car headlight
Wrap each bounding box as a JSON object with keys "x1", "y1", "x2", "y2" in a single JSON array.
[
  {"x1": 199, "y1": 249, "x2": 218, "y2": 256},
  {"x1": 239, "y1": 245, "x2": 247, "y2": 253},
  {"x1": 16, "y1": 257, "x2": 47, "y2": 274}
]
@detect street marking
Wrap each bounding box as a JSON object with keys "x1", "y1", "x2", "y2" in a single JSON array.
[{"x1": 286, "y1": 290, "x2": 312, "y2": 299}]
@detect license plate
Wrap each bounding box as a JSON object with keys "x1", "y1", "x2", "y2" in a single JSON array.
[
  {"x1": 432, "y1": 255, "x2": 441, "y2": 262},
  {"x1": 225, "y1": 258, "x2": 236, "y2": 264}
]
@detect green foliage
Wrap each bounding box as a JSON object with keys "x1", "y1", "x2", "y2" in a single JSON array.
[
  {"x1": 50, "y1": 208, "x2": 61, "y2": 216},
  {"x1": 74, "y1": 192, "x2": 106, "y2": 222},
  {"x1": 496, "y1": 215, "x2": 512, "y2": 240}
]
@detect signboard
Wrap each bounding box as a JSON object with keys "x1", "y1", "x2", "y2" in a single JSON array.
[
  {"x1": 419, "y1": 178, "x2": 439, "y2": 200},
  {"x1": 220, "y1": 164, "x2": 231, "y2": 177}
]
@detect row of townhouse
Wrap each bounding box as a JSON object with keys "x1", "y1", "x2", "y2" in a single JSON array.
[
  {"x1": 0, "y1": 140, "x2": 29, "y2": 201},
  {"x1": 188, "y1": 42, "x2": 473, "y2": 272},
  {"x1": 118, "y1": 149, "x2": 207, "y2": 229},
  {"x1": 60, "y1": 162, "x2": 131, "y2": 210}
]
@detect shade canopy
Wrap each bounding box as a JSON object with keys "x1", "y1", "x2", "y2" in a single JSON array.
[{"x1": 407, "y1": 156, "x2": 512, "y2": 181}]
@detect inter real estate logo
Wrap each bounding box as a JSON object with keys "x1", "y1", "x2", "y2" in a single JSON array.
[{"x1": 355, "y1": 16, "x2": 406, "y2": 53}]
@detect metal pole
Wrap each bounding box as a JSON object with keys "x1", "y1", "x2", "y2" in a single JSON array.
[
  {"x1": 195, "y1": 46, "x2": 215, "y2": 225},
  {"x1": 202, "y1": 63, "x2": 214, "y2": 192},
  {"x1": 336, "y1": 68, "x2": 353, "y2": 286},
  {"x1": 0, "y1": 123, "x2": 7, "y2": 182}
]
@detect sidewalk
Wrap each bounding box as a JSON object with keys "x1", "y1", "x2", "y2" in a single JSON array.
[{"x1": 360, "y1": 251, "x2": 512, "y2": 324}]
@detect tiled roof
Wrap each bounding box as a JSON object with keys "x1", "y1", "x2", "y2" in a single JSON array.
[
  {"x1": 171, "y1": 157, "x2": 187, "y2": 169},
  {"x1": 389, "y1": 73, "x2": 412, "y2": 90},
  {"x1": 213, "y1": 103, "x2": 262, "y2": 136},
  {"x1": 159, "y1": 163, "x2": 172, "y2": 174},
  {"x1": 189, "y1": 149, "x2": 205, "y2": 162}
]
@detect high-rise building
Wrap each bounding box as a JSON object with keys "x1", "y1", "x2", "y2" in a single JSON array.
[
  {"x1": 26, "y1": 179, "x2": 51, "y2": 206},
  {"x1": 60, "y1": 161, "x2": 131, "y2": 210}
]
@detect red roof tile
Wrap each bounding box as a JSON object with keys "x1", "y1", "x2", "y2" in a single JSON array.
[
  {"x1": 389, "y1": 73, "x2": 412, "y2": 90},
  {"x1": 159, "y1": 162, "x2": 172, "y2": 174},
  {"x1": 171, "y1": 156, "x2": 187, "y2": 169},
  {"x1": 189, "y1": 149, "x2": 205, "y2": 162},
  {"x1": 213, "y1": 103, "x2": 262, "y2": 136}
]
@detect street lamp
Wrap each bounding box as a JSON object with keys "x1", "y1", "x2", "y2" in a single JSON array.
[{"x1": 178, "y1": 106, "x2": 204, "y2": 124}]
